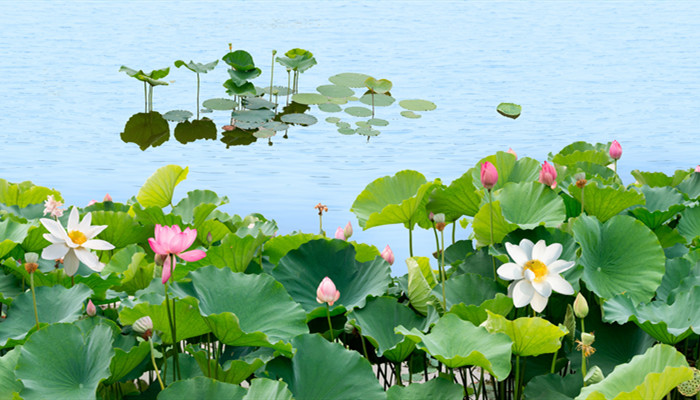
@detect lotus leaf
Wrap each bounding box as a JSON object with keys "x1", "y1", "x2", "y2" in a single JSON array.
[
  {"x1": 262, "y1": 121, "x2": 289, "y2": 131},
  {"x1": 448, "y1": 294, "x2": 513, "y2": 326},
  {"x1": 483, "y1": 311, "x2": 567, "y2": 356},
  {"x1": 628, "y1": 185, "x2": 685, "y2": 229},
  {"x1": 427, "y1": 171, "x2": 482, "y2": 220},
  {"x1": 318, "y1": 103, "x2": 342, "y2": 112},
  {"x1": 222, "y1": 50, "x2": 256, "y2": 71},
  {"x1": 187, "y1": 345, "x2": 272, "y2": 385},
  {"x1": 227, "y1": 67, "x2": 262, "y2": 86},
  {"x1": 472, "y1": 200, "x2": 518, "y2": 246},
  {"x1": 105, "y1": 339, "x2": 150, "y2": 385},
  {"x1": 0, "y1": 347, "x2": 22, "y2": 399},
  {"x1": 329, "y1": 72, "x2": 373, "y2": 87},
  {"x1": 401, "y1": 111, "x2": 421, "y2": 118},
  {"x1": 119, "y1": 296, "x2": 210, "y2": 344},
  {"x1": 496, "y1": 181, "x2": 567, "y2": 229},
  {"x1": 0, "y1": 179, "x2": 62, "y2": 208},
  {"x1": 163, "y1": 109, "x2": 193, "y2": 122},
  {"x1": 400, "y1": 99, "x2": 437, "y2": 111},
  {"x1": 406, "y1": 257, "x2": 440, "y2": 315},
  {"x1": 243, "y1": 378, "x2": 294, "y2": 400},
  {"x1": 231, "y1": 109, "x2": 274, "y2": 123},
  {"x1": 678, "y1": 206, "x2": 700, "y2": 242},
  {"x1": 242, "y1": 97, "x2": 276, "y2": 110},
  {"x1": 120, "y1": 112, "x2": 169, "y2": 150},
  {"x1": 174, "y1": 119, "x2": 217, "y2": 144},
  {"x1": 359, "y1": 93, "x2": 396, "y2": 107},
  {"x1": 357, "y1": 126, "x2": 380, "y2": 136},
  {"x1": 677, "y1": 171, "x2": 700, "y2": 200},
  {"x1": 201, "y1": 98, "x2": 237, "y2": 110},
  {"x1": 174, "y1": 59, "x2": 218, "y2": 74},
  {"x1": 470, "y1": 152, "x2": 540, "y2": 191},
  {"x1": 317, "y1": 84, "x2": 354, "y2": 98},
  {"x1": 568, "y1": 181, "x2": 645, "y2": 222},
  {"x1": 224, "y1": 80, "x2": 256, "y2": 96},
  {"x1": 345, "y1": 106, "x2": 373, "y2": 117},
  {"x1": 280, "y1": 113, "x2": 317, "y2": 125},
  {"x1": 386, "y1": 377, "x2": 464, "y2": 400},
  {"x1": 136, "y1": 164, "x2": 188, "y2": 208},
  {"x1": 367, "y1": 118, "x2": 389, "y2": 126},
  {"x1": 364, "y1": 77, "x2": 393, "y2": 94},
  {"x1": 159, "y1": 376, "x2": 246, "y2": 400},
  {"x1": 276, "y1": 54, "x2": 317, "y2": 73},
  {"x1": 221, "y1": 130, "x2": 257, "y2": 147},
  {"x1": 496, "y1": 102, "x2": 521, "y2": 118},
  {"x1": 0, "y1": 218, "x2": 31, "y2": 259},
  {"x1": 434, "y1": 273, "x2": 504, "y2": 310},
  {"x1": 523, "y1": 373, "x2": 583, "y2": 400},
  {"x1": 631, "y1": 169, "x2": 689, "y2": 187}
]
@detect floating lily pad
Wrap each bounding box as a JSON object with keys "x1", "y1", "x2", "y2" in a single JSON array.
[
  {"x1": 253, "y1": 128, "x2": 276, "y2": 139},
  {"x1": 291, "y1": 93, "x2": 327, "y2": 105},
  {"x1": 345, "y1": 106, "x2": 373, "y2": 117},
  {"x1": 400, "y1": 99, "x2": 436, "y2": 111},
  {"x1": 163, "y1": 110, "x2": 193, "y2": 122},
  {"x1": 261, "y1": 85, "x2": 291, "y2": 96},
  {"x1": 325, "y1": 117, "x2": 341, "y2": 124},
  {"x1": 355, "y1": 121, "x2": 369, "y2": 127},
  {"x1": 262, "y1": 121, "x2": 289, "y2": 131},
  {"x1": 364, "y1": 77, "x2": 393, "y2": 94},
  {"x1": 316, "y1": 85, "x2": 354, "y2": 98},
  {"x1": 338, "y1": 128, "x2": 355, "y2": 135},
  {"x1": 367, "y1": 118, "x2": 389, "y2": 126},
  {"x1": 401, "y1": 111, "x2": 421, "y2": 119},
  {"x1": 329, "y1": 73, "x2": 373, "y2": 88},
  {"x1": 235, "y1": 121, "x2": 263, "y2": 130},
  {"x1": 231, "y1": 109, "x2": 275, "y2": 123},
  {"x1": 280, "y1": 113, "x2": 317, "y2": 126},
  {"x1": 336, "y1": 121, "x2": 351, "y2": 129},
  {"x1": 318, "y1": 103, "x2": 342, "y2": 113},
  {"x1": 328, "y1": 97, "x2": 349, "y2": 105},
  {"x1": 497, "y1": 103, "x2": 521, "y2": 119},
  {"x1": 360, "y1": 93, "x2": 395, "y2": 107},
  {"x1": 243, "y1": 97, "x2": 277, "y2": 110},
  {"x1": 202, "y1": 98, "x2": 237, "y2": 111},
  {"x1": 357, "y1": 127, "x2": 380, "y2": 136}
]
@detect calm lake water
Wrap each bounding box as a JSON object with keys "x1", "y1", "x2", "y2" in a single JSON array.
[{"x1": 1, "y1": 1, "x2": 699, "y2": 274}]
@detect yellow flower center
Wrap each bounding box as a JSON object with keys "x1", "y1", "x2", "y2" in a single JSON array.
[
  {"x1": 524, "y1": 259, "x2": 548, "y2": 282},
  {"x1": 68, "y1": 230, "x2": 87, "y2": 245}
]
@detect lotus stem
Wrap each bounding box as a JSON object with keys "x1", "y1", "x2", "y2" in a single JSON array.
[
  {"x1": 550, "y1": 348, "x2": 558, "y2": 374},
  {"x1": 488, "y1": 190, "x2": 497, "y2": 280},
  {"x1": 360, "y1": 331, "x2": 370, "y2": 360},
  {"x1": 514, "y1": 355, "x2": 521, "y2": 400},
  {"x1": 580, "y1": 318, "x2": 587, "y2": 385},
  {"x1": 394, "y1": 362, "x2": 403, "y2": 386},
  {"x1": 452, "y1": 222, "x2": 456, "y2": 244},
  {"x1": 325, "y1": 303, "x2": 334, "y2": 342},
  {"x1": 196, "y1": 73, "x2": 200, "y2": 120},
  {"x1": 206, "y1": 332, "x2": 211, "y2": 377},
  {"x1": 439, "y1": 229, "x2": 447, "y2": 311},
  {"x1": 30, "y1": 273, "x2": 40, "y2": 331},
  {"x1": 144, "y1": 81, "x2": 148, "y2": 113},
  {"x1": 319, "y1": 214, "x2": 325, "y2": 237},
  {"x1": 371, "y1": 92, "x2": 375, "y2": 119},
  {"x1": 164, "y1": 282, "x2": 181, "y2": 381},
  {"x1": 580, "y1": 186, "x2": 585, "y2": 216},
  {"x1": 148, "y1": 339, "x2": 165, "y2": 390},
  {"x1": 269, "y1": 50, "x2": 276, "y2": 103},
  {"x1": 286, "y1": 69, "x2": 291, "y2": 105},
  {"x1": 408, "y1": 224, "x2": 414, "y2": 257}
]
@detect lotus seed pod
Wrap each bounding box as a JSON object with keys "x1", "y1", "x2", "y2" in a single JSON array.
[
  {"x1": 678, "y1": 368, "x2": 700, "y2": 397},
  {"x1": 584, "y1": 365, "x2": 604, "y2": 386},
  {"x1": 133, "y1": 316, "x2": 153, "y2": 335},
  {"x1": 581, "y1": 332, "x2": 595, "y2": 346}
]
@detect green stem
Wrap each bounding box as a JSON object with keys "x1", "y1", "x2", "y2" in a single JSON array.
[
  {"x1": 514, "y1": 355, "x2": 521, "y2": 400},
  {"x1": 319, "y1": 214, "x2": 324, "y2": 237},
  {"x1": 614, "y1": 159, "x2": 618, "y2": 174},
  {"x1": 550, "y1": 347, "x2": 558, "y2": 374},
  {"x1": 408, "y1": 224, "x2": 414, "y2": 257},
  {"x1": 581, "y1": 317, "x2": 587, "y2": 385},
  {"x1": 269, "y1": 50, "x2": 275, "y2": 103},
  {"x1": 148, "y1": 85, "x2": 153, "y2": 112},
  {"x1": 325, "y1": 303, "x2": 334, "y2": 342},
  {"x1": 488, "y1": 190, "x2": 497, "y2": 280},
  {"x1": 452, "y1": 222, "x2": 456, "y2": 244},
  {"x1": 432, "y1": 225, "x2": 440, "y2": 255},
  {"x1": 439, "y1": 229, "x2": 447, "y2": 311},
  {"x1": 144, "y1": 81, "x2": 148, "y2": 113},
  {"x1": 196, "y1": 73, "x2": 200, "y2": 120},
  {"x1": 148, "y1": 339, "x2": 165, "y2": 390},
  {"x1": 30, "y1": 273, "x2": 40, "y2": 331},
  {"x1": 164, "y1": 283, "x2": 181, "y2": 381},
  {"x1": 286, "y1": 70, "x2": 291, "y2": 105},
  {"x1": 371, "y1": 92, "x2": 375, "y2": 118},
  {"x1": 580, "y1": 185, "x2": 585, "y2": 216},
  {"x1": 360, "y1": 332, "x2": 370, "y2": 360},
  {"x1": 395, "y1": 362, "x2": 403, "y2": 386}
]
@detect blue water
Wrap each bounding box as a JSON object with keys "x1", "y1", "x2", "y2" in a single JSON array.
[{"x1": 1, "y1": 1, "x2": 699, "y2": 274}]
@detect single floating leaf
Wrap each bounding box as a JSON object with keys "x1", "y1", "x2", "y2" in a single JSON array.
[
  {"x1": 360, "y1": 93, "x2": 396, "y2": 107},
  {"x1": 345, "y1": 106, "x2": 373, "y2": 117},
  {"x1": 367, "y1": 118, "x2": 389, "y2": 126},
  {"x1": 329, "y1": 72, "x2": 373, "y2": 88},
  {"x1": 316, "y1": 84, "x2": 354, "y2": 98},
  {"x1": 325, "y1": 117, "x2": 341, "y2": 123},
  {"x1": 496, "y1": 102, "x2": 521, "y2": 119},
  {"x1": 280, "y1": 113, "x2": 317, "y2": 126},
  {"x1": 291, "y1": 93, "x2": 327, "y2": 105},
  {"x1": 400, "y1": 99, "x2": 437, "y2": 112},
  {"x1": 401, "y1": 111, "x2": 421, "y2": 119},
  {"x1": 318, "y1": 103, "x2": 342, "y2": 113},
  {"x1": 202, "y1": 98, "x2": 237, "y2": 111},
  {"x1": 163, "y1": 110, "x2": 193, "y2": 122}
]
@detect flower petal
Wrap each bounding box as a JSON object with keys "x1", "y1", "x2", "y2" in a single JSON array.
[
  {"x1": 532, "y1": 280, "x2": 552, "y2": 298},
  {"x1": 506, "y1": 242, "x2": 529, "y2": 266},
  {"x1": 548, "y1": 260, "x2": 575, "y2": 274},
  {"x1": 518, "y1": 238, "x2": 535, "y2": 259},
  {"x1": 63, "y1": 250, "x2": 80, "y2": 276},
  {"x1": 547, "y1": 274, "x2": 574, "y2": 295},
  {"x1": 84, "y1": 224, "x2": 108, "y2": 239},
  {"x1": 78, "y1": 211, "x2": 92, "y2": 232},
  {"x1": 497, "y1": 262, "x2": 523, "y2": 280},
  {"x1": 530, "y1": 292, "x2": 549, "y2": 313},
  {"x1": 74, "y1": 248, "x2": 101, "y2": 272},
  {"x1": 41, "y1": 243, "x2": 68, "y2": 260},
  {"x1": 42, "y1": 233, "x2": 64, "y2": 244},
  {"x1": 162, "y1": 255, "x2": 173, "y2": 284},
  {"x1": 148, "y1": 238, "x2": 167, "y2": 255},
  {"x1": 178, "y1": 249, "x2": 206, "y2": 262},
  {"x1": 541, "y1": 243, "x2": 563, "y2": 266},
  {"x1": 40, "y1": 218, "x2": 70, "y2": 243},
  {"x1": 512, "y1": 280, "x2": 534, "y2": 308},
  {"x1": 67, "y1": 207, "x2": 80, "y2": 231},
  {"x1": 83, "y1": 239, "x2": 115, "y2": 251},
  {"x1": 530, "y1": 240, "x2": 547, "y2": 261}
]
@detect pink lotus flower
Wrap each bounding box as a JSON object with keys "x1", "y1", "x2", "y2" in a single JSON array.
[
  {"x1": 507, "y1": 148, "x2": 517, "y2": 159},
  {"x1": 104, "y1": 194, "x2": 113, "y2": 202},
  {"x1": 695, "y1": 165, "x2": 700, "y2": 173},
  {"x1": 43, "y1": 195, "x2": 64, "y2": 218},
  {"x1": 148, "y1": 224, "x2": 206, "y2": 284},
  {"x1": 87, "y1": 200, "x2": 98, "y2": 206},
  {"x1": 539, "y1": 161, "x2": 557, "y2": 189},
  {"x1": 609, "y1": 140, "x2": 622, "y2": 160},
  {"x1": 316, "y1": 277, "x2": 340, "y2": 306},
  {"x1": 481, "y1": 161, "x2": 498, "y2": 191},
  {"x1": 334, "y1": 227, "x2": 345, "y2": 240},
  {"x1": 381, "y1": 245, "x2": 395, "y2": 265},
  {"x1": 343, "y1": 221, "x2": 353, "y2": 239},
  {"x1": 86, "y1": 299, "x2": 96, "y2": 317}
]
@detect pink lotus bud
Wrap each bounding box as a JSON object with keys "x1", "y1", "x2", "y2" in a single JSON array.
[
  {"x1": 428, "y1": 212, "x2": 435, "y2": 221},
  {"x1": 222, "y1": 125, "x2": 235, "y2": 131},
  {"x1": 87, "y1": 200, "x2": 97, "y2": 206},
  {"x1": 695, "y1": 165, "x2": 700, "y2": 173},
  {"x1": 539, "y1": 161, "x2": 558, "y2": 189},
  {"x1": 507, "y1": 148, "x2": 517, "y2": 159},
  {"x1": 609, "y1": 140, "x2": 622, "y2": 160},
  {"x1": 86, "y1": 300, "x2": 96, "y2": 317},
  {"x1": 334, "y1": 227, "x2": 346, "y2": 240},
  {"x1": 103, "y1": 193, "x2": 113, "y2": 202},
  {"x1": 343, "y1": 221, "x2": 353, "y2": 240},
  {"x1": 480, "y1": 161, "x2": 498, "y2": 191},
  {"x1": 316, "y1": 277, "x2": 340, "y2": 306},
  {"x1": 381, "y1": 245, "x2": 395, "y2": 265}
]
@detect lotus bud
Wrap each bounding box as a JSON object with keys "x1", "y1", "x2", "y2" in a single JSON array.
[
  {"x1": 24, "y1": 252, "x2": 39, "y2": 274},
  {"x1": 206, "y1": 231, "x2": 213, "y2": 243},
  {"x1": 507, "y1": 148, "x2": 517, "y2": 159},
  {"x1": 334, "y1": 227, "x2": 345, "y2": 240},
  {"x1": 154, "y1": 253, "x2": 166, "y2": 267},
  {"x1": 429, "y1": 212, "x2": 435, "y2": 222},
  {"x1": 581, "y1": 332, "x2": 595, "y2": 346},
  {"x1": 87, "y1": 200, "x2": 97, "y2": 206},
  {"x1": 434, "y1": 213, "x2": 446, "y2": 232},
  {"x1": 343, "y1": 221, "x2": 353, "y2": 240},
  {"x1": 573, "y1": 292, "x2": 589, "y2": 318},
  {"x1": 316, "y1": 277, "x2": 340, "y2": 306},
  {"x1": 480, "y1": 161, "x2": 498, "y2": 191},
  {"x1": 133, "y1": 316, "x2": 153, "y2": 339},
  {"x1": 695, "y1": 165, "x2": 700, "y2": 173},
  {"x1": 272, "y1": 49, "x2": 277, "y2": 56},
  {"x1": 104, "y1": 193, "x2": 113, "y2": 202},
  {"x1": 381, "y1": 245, "x2": 395, "y2": 265},
  {"x1": 538, "y1": 161, "x2": 558, "y2": 189},
  {"x1": 228, "y1": 43, "x2": 232, "y2": 51},
  {"x1": 609, "y1": 140, "x2": 622, "y2": 160},
  {"x1": 86, "y1": 300, "x2": 97, "y2": 317}
]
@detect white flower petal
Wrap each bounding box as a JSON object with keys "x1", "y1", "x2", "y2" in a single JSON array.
[
  {"x1": 518, "y1": 238, "x2": 535, "y2": 259},
  {"x1": 67, "y1": 207, "x2": 80, "y2": 231},
  {"x1": 42, "y1": 233, "x2": 64, "y2": 244},
  {"x1": 532, "y1": 280, "x2": 552, "y2": 298},
  {"x1": 497, "y1": 262, "x2": 524, "y2": 280},
  {"x1": 548, "y1": 260, "x2": 575, "y2": 274},
  {"x1": 63, "y1": 250, "x2": 80, "y2": 276},
  {"x1": 506, "y1": 242, "x2": 529, "y2": 266},
  {"x1": 84, "y1": 224, "x2": 108, "y2": 239},
  {"x1": 83, "y1": 239, "x2": 115, "y2": 251},
  {"x1": 512, "y1": 280, "x2": 534, "y2": 308},
  {"x1": 78, "y1": 212, "x2": 92, "y2": 232},
  {"x1": 40, "y1": 218, "x2": 70, "y2": 242},
  {"x1": 531, "y1": 240, "x2": 547, "y2": 261},
  {"x1": 41, "y1": 243, "x2": 68, "y2": 260},
  {"x1": 74, "y1": 248, "x2": 101, "y2": 272},
  {"x1": 524, "y1": 269, "x2": 536, "y2": 281},
  {"x1": 530, "y1": 292, "x2": 549, "y2": 313},
  {"x1": 548, "y1": 274, "x2": 574, "y2": 295},
  {"x1": 541, "y1": 243, "x2": 563, "y2": 266}
]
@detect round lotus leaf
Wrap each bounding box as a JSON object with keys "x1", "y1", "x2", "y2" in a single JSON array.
[
  {"x1": 231, "y1": 109, "x2": 274, "y2": 123},
  {"x1": 359, "y1": 93, "x2": 395, "y2": 107},
  {"x1": 345, "y1": 106, "x2": 373, "y2": 117},
  {"x1": 243, "y1": 97, "x2": 277, "y2": 110},
  {"x1": 222, "y1": 50, "x2": 256, "y2": 71},
  {"x1": 355, "y1": 120, "x2": 369, "y2": 127},
  {"x1": 328, "y1": 97, "x2": 349, "y2": 105},
  {"x1": 200, "y1": 108, "x2": 213, "y2": 113},
  {"x1": 357, "y1": 127, "x2": 380, "y2": 136},
  {"x1": 262, "y1": 121, "x2": 289, "y2": 131},
  {"x1": 482, "y1": 312, "x2": 568, "y2": 357},
  {"x1": 174, "y1": 119, "x2": 217, "y2": 144},
  {"x1": 253, "y1": 128, "x2": 276, "y2": 139},
  {"x1": 364, "y1": 77, "x2": 393, "y2": 94},
  {"x1": 329, "y1": 72, "x2": 373, "y2": 88},
  {"x1": 163, "y1": 110, "x2": 193, "y2": 122},
  {"x1": 235, "y1": 120, "x2": 263, "y2": 130},
  {"x1": 159, "y1": 376, "x2": 246, "y2": 400},
  {"x1": 325, "y1": 117, "x2": 341, "y2": 124},
  {"x1": 496, "y1": 181, "x2": 567, "y2": 229},
  {"x1": 291, "y1": 93, "x2": 327, "y2": 105},
  {"x1": 400, "y1": 111, "x2": 421, "y2": 119},
  {"x1": 316, "y1": 84, "x2": 354, "y2": 98},
  {"x1": 387, "y1": 378, "x2": 465, "y2": 400},
  {"x1": 280, "y1": 113, "x2": 317, "y2": 126},
  {"x1": 338, "y1": 128, "x2": 355, "y2": 135},
  {"x1": 336, "y1": 121, "x2": 351, "y2": 129},
  {"x1": 120, "y1": 112, "x2": 170, "y2": 151},
  {"x1": 202, "y1": 98, "x2": 237, "y2": 111},
  {"x1": 318, "y1": 103, "x2": 342, "y2": 113},
  {"x1": 497, "y1": 102, "x2": 521, "y2": 119},
  {"x1": 367, "y1": 118, "x2": 389, "y2": 126},
  {"x1": 399, "y1": 99, "x2": 437, "y2": 111},
  {"x1": 261, "y1": 85, "x2": 291, "y2": 96}
]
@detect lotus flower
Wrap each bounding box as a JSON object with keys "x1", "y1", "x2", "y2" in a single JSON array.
[
  {"x1": 316, "y1": 277, "x2": 340, "y2": 306},
  {"x1": 480, "y1": 161, "x2": 498, "y2": 191},
  {"x1": 497, "y1": 238, "x2": 575, "y2": 312},
  {"x1": 343, "y1": 221, "x2": 353, "y2": 239},
  {"x1": 43, "y1": 195, "x2": 64, "y2": 218},
  {"x1": 148, "y1": 224, "x2": 206, "y2": 284},
  {"x1": 334, "y1": 227, "x2": 345, "y2": 240},
  {"x1": 104, "y1": 193, "x2": 113, "y2": 202},
  {"x1": 381, "y1": 245, "x2": 395, "y2": 265},
  {"x1": 507, "y1": 148, "x2": 517, "y2": 159},
  {"x1": 86, "y1": 300, "x2": 96, "y2": 317},
  {"x1": 573, "y1": 292, "x2": 588, "y2": 318},
  {"x1": 695, "y1": 165, "x2": 700, "y2": 173},
  {"x1": 609, "y1": 140, "x2": 622, "y2": 160},
  {"x1": 539, "y1": 161, "x2": 557, "y2": 189},
  {"x1": 40, "y1": 207, "x2": 115, "y2": 276}
]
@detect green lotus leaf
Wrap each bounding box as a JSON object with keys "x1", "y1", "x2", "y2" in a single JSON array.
[
  {"x1": 316, "y1": 84, "x2": 354, "y2": 98},
  {"x1": 338, "y1": 127, "x2": 355, "y2": 134},
  {"x1": 280, "y1": 113, "x2": 317, "y2": 126},
  {"x1": 202, "y1": 98, "x2": 237, "y2": 110},
  {"x1": 243, "y1": 378, "x2": 293, "y2": 400},
  {"x1": 0, "y1": 346, "x2": 22, "y2": 399},
  {"x1": 262, "y1": 232, "x2": 323, "y2": 265},
  {"x1": 159, "y1": 376, "x2": 246, "y2": 400},
  {"x1": 483, "y1": 311, "x2": 567, "y2": 356},
  {"x1": 524, "y1": 373, "x2": 583, "y2": 400},
  {"x1": 367, "y1": 118, "x2": 389, "y2": 126},
  {"x1": 434, "y1": 273, "x2": 505, "y2": 310},
  {"x1": 471, "y1": 152, "x2": 540, "y2": 191},
  {"x1": 242, "y1": 97, "x2": 277, "y2": 110},
  {"x1": 406, "y1": 257, "x2": 439, "y2": 315},
  {"x1": 573, "y1": 215, "x2": 665, "y2": 303},
  {"x1": 120, "y1": 112, "x2": 170, "y2": 150},
  {"x1": 172, "y1": 189, "x2": 228, "y2": 224},
  {"x1": 187, "y1": 345, "x2": 272, "y2": 385},
  {"x1": 222, "y1": 50, "x2": 256, "y2": 70},
  {"x1": 0, "y1": 284, "x2": 92, "y2": 348},
  {"x1": 0, "y1": 272, "x2": 21, "y2": 303},
  {"x1": 171, "y1": 266, "x2": 307, "y2": 355},
  {"x1": 15, "y1": 323, "x2": 114, "y2": 400},
  {"x1": 387, "y1": 377, "x2": 464, "y2": 400},
  {"x1": 396, "y1": 313, "x2": 512, "y2": 379},
  {"x1": 130, "y1": 204, "x2": 183, "y2": 230},
  {"x1": 427, "y1": 171, "x2": 481, "y2": 221},
  {"x1": 318, "y1": 103, "x2": 342, "y2": 112},
  {"x1": 677, "y1": 171, "x2": 700, "y2": 200},
  {"x1": 656, "y1": 257, "x2": 693, "y2": 303},
  {"x1": 568, "y1": 181, "x2": 645, "y2": 222},
  {"x1": 347, "y1": 296, "x2": 428, "y2": 362},
  {"x1": 351, "y1": 170, "x2": 436, "y2": 230},
  {"x1": 262, "y1": 121, "x2": 289, "y2": 131},
  {"x1": 631, "y1": 170, "x2": 689, "y2": 187},
  {"x1": 496, "y1": 181, "x2": 566, "y2": 229},
  {"x1": 345, "y1": 106, "x2": 373, "y2": 117},
  {"x1": 291, "y1": 93, "x2": 328, "y2": 106},
  {"x1": 197, "y1": 231, "x2": 267, "y2": 273},
  {"x1": 175, "y1": 59, "x2": 218, "y2": 74},
  {"x1": 328, "y1": 72, "x2": 373, "y2": 88},
  {"x1": 264, "y1": 334, "x2": 385, "y2": 400},
  {"x1": 401, "y1": 111, "x2": 421, "y2": 118},
  {"x1": 120, "y1": 66, "x2": 169, "y2": 82},
  {"x1": 360, "y1": 93, "x2": 396, "y2": 107},
  {"x1": 329, "y1": 96, "x2": 350, "y2": 104},
  {"x1": 0, "y1": 218, "x2": 32, "y2": 259},
  {"x1": 224, "y1": 80, "x2": 257, "y2": 96},
  {"x1": 357, "y1": 126, "x2": 380, "y2": 136},
  {"x1": 119, "y1": 296, "x2": 210, "y2": 344},
  {"x1": 628, "y1": 185, "x2": 685, "y2": 229},
  {"x1": 276, "y1": 54, "x2": 317, "y2": 72},
  {"x1": 364, "y1": 77, "x2": 393, "y2": 94},
  {"x1": 0, "y1": 180, "x2": 61, "y2": 209},
  {"x1": 253, "y1": 128, "x2": 275, "y2": 139},
  {"x1": 174, "y1": 119, "x2": 217, "y2": 144},
  {"x1": 400, "y1": 99, "x2": 437, "y2": 111},
  {"x1": 550, "y1": 141, "x2": 612, "y2": 166},
  {"x1": 496, "y1": 102, "x2": 521, "y2": 118},
  {"x1": 89, "y1": 211, "x2": 150, "y2": 249},
  {"x1": 472, "y1": 200, "x2": 518, "y2": 246},
  {"x1": 136, "y1": 164, "x2": 188, "y2": 208},
  {"x1": 678, "y1": 206, "x2": 700, "y2": 242},
  {"x1": 575, "y1": 344, "x2": 692, "y2": 400},
  {"x1": 163, "y1": 109, "x2": 193, "y2": 122},
  {"x1": 105, "y1": 339, "x2": 149, "y2": 385},
  {"x1": 325, "y1": 116, "x2": 341, "y2": 123},
  {"x1": 231, "y1": 109, "x2": 274, "y2": 123},
  {"x1": 448, "y1": 294, "x2": 514, "y2": 326},
  {"x1": 227, "y1": 67, "x2": 262, "y2": 86},
  {"x1": 271, "y1": 239, "x2": 391, "y2": 320}
]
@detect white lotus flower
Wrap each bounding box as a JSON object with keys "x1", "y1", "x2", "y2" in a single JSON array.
[
  {"x1": 40, "y1": 207, "x2": 115, "y2": 276},
  {"x1": 497, "y1": 238, "x2": 575, "y2": 313}
]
